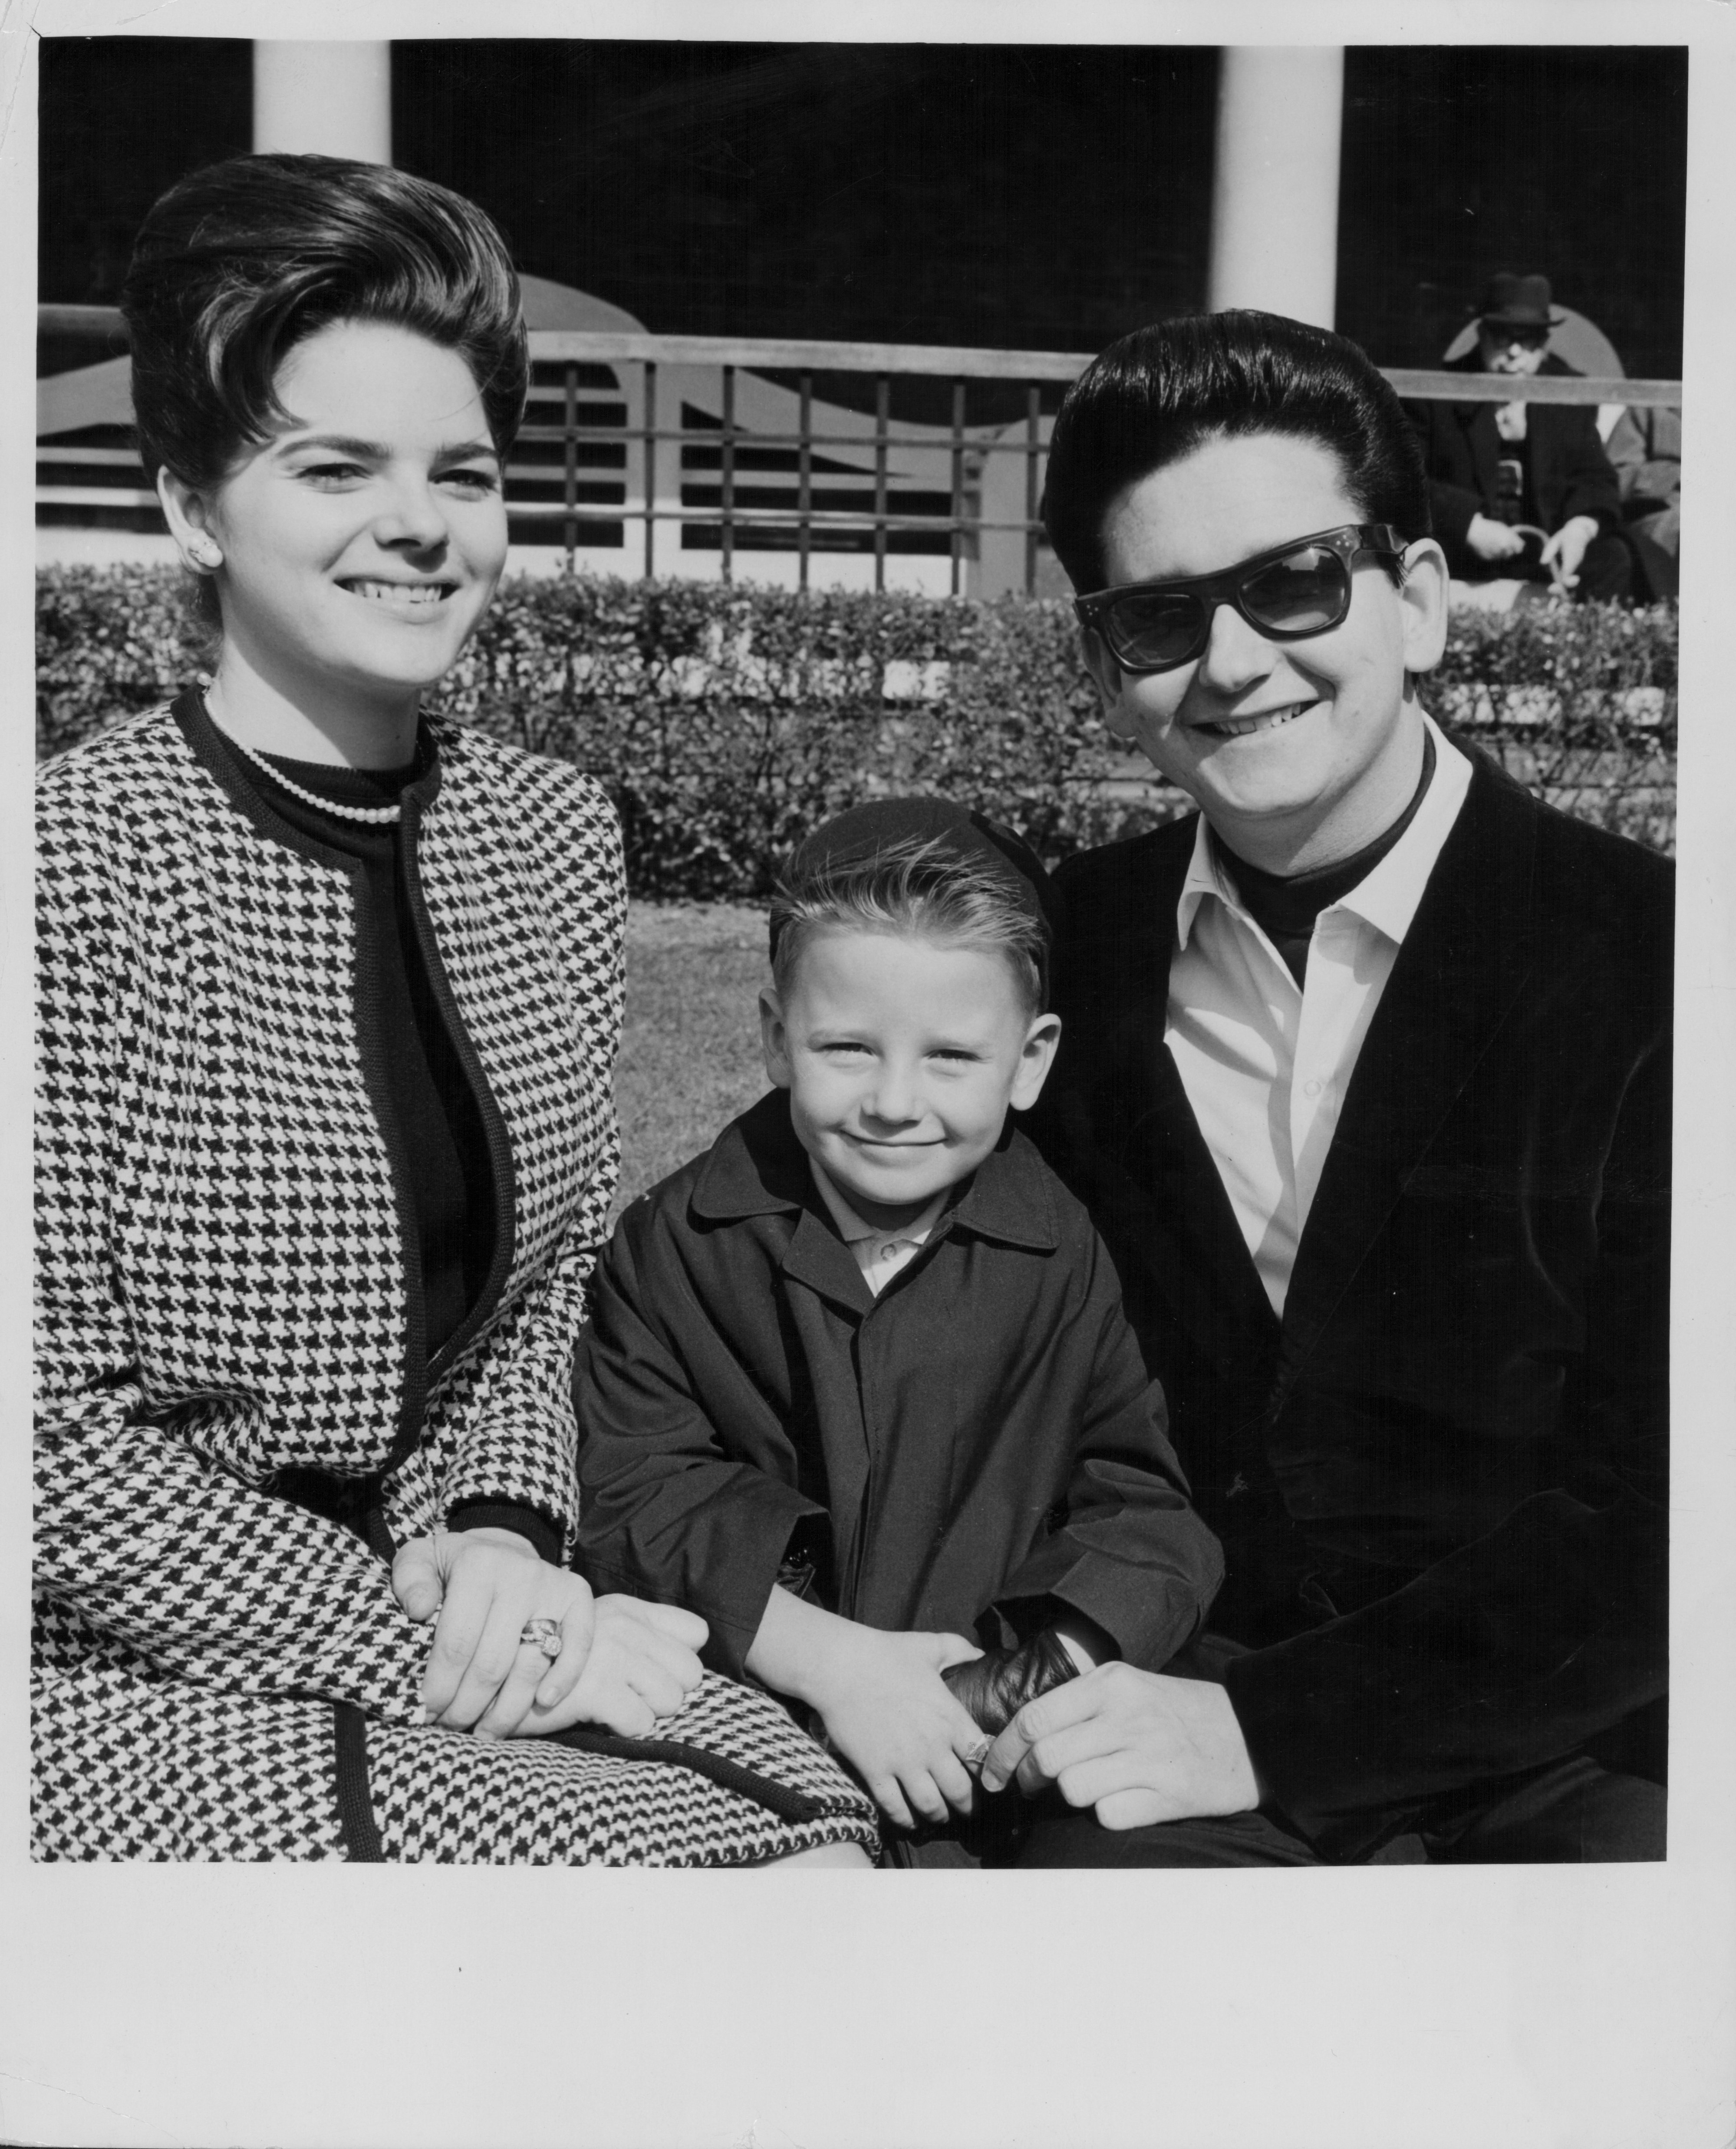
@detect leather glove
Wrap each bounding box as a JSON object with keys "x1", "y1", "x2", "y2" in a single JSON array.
[{"x1": 942, "y1": 1628, "x2": 1080, "y2": 1740}]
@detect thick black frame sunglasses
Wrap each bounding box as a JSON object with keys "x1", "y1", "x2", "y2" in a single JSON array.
[{"x1": 1073, "y1": 523, "x2": 1407, "y2": 675}]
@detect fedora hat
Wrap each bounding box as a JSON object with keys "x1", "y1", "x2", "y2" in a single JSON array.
[{"x1": 1476, "y1": 272, "x2": 1567, "y2": 332}]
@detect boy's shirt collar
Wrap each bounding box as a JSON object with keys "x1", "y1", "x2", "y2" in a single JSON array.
[
  {"x1": 807, "y1": 1160, "x2": 950, "y2": 1295},
  {"x1": 689, "y1": 1088, "x2": 1059, "y2": 1252}
]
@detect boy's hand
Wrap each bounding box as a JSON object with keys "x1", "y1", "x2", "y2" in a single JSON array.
[
  {"x1": 514, "y1": 1595, "x2": 709, "y2": 1739},
  {"x1": 393, "y1": 1526, "x2": 600, "y2": 1739},
  {"x1": 806, "y1": 1626, "x2": 988, "y2": 1830}
]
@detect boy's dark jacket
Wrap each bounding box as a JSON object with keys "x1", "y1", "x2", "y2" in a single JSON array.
[
  {"x1": 1035, "y1": 748, "x2": 1671, "y2": 1859},
  {"x1": 574, "y1": 1091, "x2": 1222, "y2": 1678}
]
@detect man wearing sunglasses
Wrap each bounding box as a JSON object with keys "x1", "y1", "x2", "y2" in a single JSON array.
[
  {"x1": 987, "y1": 310, "x2": 1670, "y2": 1865},
  {"x1": 1407, "y1": 270, "x2": 1631, "y2": 604}
]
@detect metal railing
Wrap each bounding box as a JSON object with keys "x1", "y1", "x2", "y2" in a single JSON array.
[
  {"x1": 497, "y1": 331, "x2": 1094, "y2": 594},
  {"x1": 36, "y1": 306, "x2": 1683, "y2": 597}
]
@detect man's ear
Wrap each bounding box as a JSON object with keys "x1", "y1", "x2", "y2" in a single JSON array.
[
  {"x1": 759, "y1": 984, "x2": 793, "y2": 1090},
  {"x1": 1079, "y1": 626, "x2": 1133, "y2": 735},
  {"x1": 1397, "y1": 539, "x2": 1450, "y2": 678},
  {"x1": 1009, "y1": 1012, "x2": 1063, "y2": 1112}
]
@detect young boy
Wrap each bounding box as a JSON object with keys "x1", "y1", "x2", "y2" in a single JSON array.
[{"x1": 574, "y1": 798, "x2": 1222, "y2": 1862}]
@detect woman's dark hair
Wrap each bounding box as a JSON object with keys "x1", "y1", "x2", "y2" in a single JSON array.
[
  {"x1": 1042, "y1": 310, "x2": 1432, "y2": 594},
  {"x1": 121, "y1": 152, "x2": 529, "y2": 491}
]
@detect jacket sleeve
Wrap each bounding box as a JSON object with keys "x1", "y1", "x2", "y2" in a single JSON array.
[
  {"x1": 991, "y1": 1232, "x2": 1224, "y2": 1672},
  {"x1": 435, "y1": 776, "x2": 627, "y2": 1559},
  {"x1": 574, "y1": 1214, "x2": 827, "y2": 1678},
  {"x1": 1425, "y1": 475, "x2": 1486, "y2": 557},
  {"x1": 34, "y1": 801, "x2": 430, "y2": 1722},
  {"x1": 1547, "y1": 406, "x2": 1624, "y2": 532},
  {"x1": 1222, "y1": 1026, "x2": 1671, "y2": 1856},
  {"x1": 435, "y1": 1109, "x2": 619, "y2": 1558},
  {"x1": 1403, "y1": 398, "x2": 1485, "y2": 555}
]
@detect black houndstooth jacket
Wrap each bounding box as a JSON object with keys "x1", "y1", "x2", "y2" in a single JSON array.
[{"x1": 33, "y1": 695, "x2": 876, "y2": 1863}]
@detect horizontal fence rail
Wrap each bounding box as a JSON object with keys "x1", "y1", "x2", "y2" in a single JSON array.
[{"x1": 36, "y1": 308, "x2": 1683, "y2": 596}]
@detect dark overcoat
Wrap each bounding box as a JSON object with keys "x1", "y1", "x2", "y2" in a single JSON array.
[
  {"x1": 574, "y1": 1091, "x2": 1223, "y2": 1679},
  {"x1": 1036, "y1": 749, "x2": 1671, "y2": 1860},
  {"x1": 1406, "y1": 352, "x2": 1624, "y2": 577}
]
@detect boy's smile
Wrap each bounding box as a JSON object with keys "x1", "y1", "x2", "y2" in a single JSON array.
[{"x1": 761, "y1": 927, "x2": 1060, "y2": 1233}]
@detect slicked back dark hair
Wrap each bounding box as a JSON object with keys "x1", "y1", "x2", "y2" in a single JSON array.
[
  {"x1": 1042, "y1": 310, "x2": 1432, "y2": 595},
  {"x1": 122, "y1": 152, "x2": 528, "y2": 491}
]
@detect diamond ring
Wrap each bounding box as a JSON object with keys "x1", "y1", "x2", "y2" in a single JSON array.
[{"x1": 520, "y1": 1616, "x2": 563, "y2": 1659}]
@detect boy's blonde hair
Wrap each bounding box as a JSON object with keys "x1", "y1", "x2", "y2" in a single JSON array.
[{"x1": 769, "y1": 831, "x2": 1049, "y2": 1017}]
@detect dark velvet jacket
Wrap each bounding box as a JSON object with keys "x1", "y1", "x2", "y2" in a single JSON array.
[
  {"x1": 573, "y1": 1091, "x2": 1222, "y2": 1680},
  {"x1": 1037, "y1": 751, "x2": 1671, "y2": 1858},
  {"x1": 1405, "y1": 352, "x2": 1624, "y2": 577}
]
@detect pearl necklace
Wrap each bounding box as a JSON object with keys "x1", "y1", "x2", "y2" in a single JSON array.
[
  {"x1": 204, "y1": 689, "x2": 418, "y2": 825},
  {"x1": 230, "y1": 734, "x2": 404, "y2": 824}
]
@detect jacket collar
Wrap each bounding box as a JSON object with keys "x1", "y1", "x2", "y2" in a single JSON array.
[
  {"x1": 1059, "y1": 740, "x2": 1541, "y2": 1363},
  {"x1": 691, "y1": 1088, "x2": 1061, "y2": 1252},
  {"x1": 1174, "y1": 716, "x2": 1473, "y2": 961}
]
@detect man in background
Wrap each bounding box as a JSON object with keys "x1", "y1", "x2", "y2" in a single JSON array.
[{"x1": 1408, "y1": 271, "x2": 1631, "y2": 604}]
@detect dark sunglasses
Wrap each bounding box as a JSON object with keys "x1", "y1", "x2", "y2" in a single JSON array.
[{"x1": 1074, "y1": 523, "x2": 1407, "y2": 675}]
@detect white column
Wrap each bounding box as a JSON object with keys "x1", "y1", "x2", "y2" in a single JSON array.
[
  {"x1": 253, "y1": 43, "x2": 392, "y2": 164},
  {"x1": 1206, "y1": 47, "x2": 1344, "y2": 328}
]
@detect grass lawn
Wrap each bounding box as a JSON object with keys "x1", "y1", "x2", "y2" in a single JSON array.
[{"x1": 613, "y1": 901, "x2": 772, "y2": 1216}]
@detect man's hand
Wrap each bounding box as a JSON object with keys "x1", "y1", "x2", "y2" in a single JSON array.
[
  {"x1": 1539, "y1": 513, "x2": 1601, "y2": 590},
  {"x1": 393, "y1": 1526, "x2": 600, "y2": 1738},
  {"x1": 1466, "y1": 513, "x2": 1527, "y2": 564},
  {"x1": 513, "y1": 1595, "x2": 708, "y2": 1738},
  {"x1": 978, "y1": 1662, "x2": 1261, "y2": 1830}
]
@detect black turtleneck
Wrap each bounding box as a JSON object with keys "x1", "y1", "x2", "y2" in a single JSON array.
[
  {"x1": 1215, "y1": 729, "x2": 1437, "y2": 988},
  {"x1": 243, "y1": 736, "x2": 495, "y2": 1369},
  {"x1": 193, "y1": 709, "x2": 560, "y2": 1562}
]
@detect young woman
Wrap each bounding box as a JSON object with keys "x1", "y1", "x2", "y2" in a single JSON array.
[{"x1": 33, "y1": 152, "x2": 877, "y2": 1866}]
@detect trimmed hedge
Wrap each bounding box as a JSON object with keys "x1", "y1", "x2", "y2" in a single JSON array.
[{"x1": 37, "y1": 566, "x2": 1677, "y2": 891}]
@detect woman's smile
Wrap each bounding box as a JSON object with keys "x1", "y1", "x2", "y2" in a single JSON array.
[{"x1": 339, "y1": 576, "x2": 459, "y2": 613}]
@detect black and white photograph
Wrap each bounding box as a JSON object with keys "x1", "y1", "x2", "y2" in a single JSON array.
[{"x1": 6, "y1": 2, "x2": 1735, "y2": 2144}]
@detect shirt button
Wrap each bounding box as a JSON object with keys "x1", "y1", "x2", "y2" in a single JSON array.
[{"x1": 1303, "y1": 1078, "x2": 1323, "y2": 1098}]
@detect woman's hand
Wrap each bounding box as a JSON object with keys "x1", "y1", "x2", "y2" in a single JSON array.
[
  {"x1": 511, "y1": 1595, "x2": 709, "y2": 1739},
  {"x1": 392, "y1": 1526, "x2": 598, "y2": 1739}
]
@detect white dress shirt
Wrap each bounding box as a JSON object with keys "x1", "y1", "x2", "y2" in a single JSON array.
[
  {"x1": 1166, "y1": 714, "x2": 1474, "y2": 1316},
  {"x1": 810, "y1": 1159, "x2": 950, "y2": 1297}
]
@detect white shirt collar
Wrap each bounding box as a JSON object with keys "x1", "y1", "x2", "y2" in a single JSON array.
[
  {"x1": 809, "y1": 1157, "x2": 949, "y2": 1250},
  {"x1": 1175, "y1": 711, "x2": 1473, "y2": 955}
]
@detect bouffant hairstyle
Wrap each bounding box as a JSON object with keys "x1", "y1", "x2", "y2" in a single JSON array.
[
  {"x1": 121, "y1": 152, "x2": 529, "y2": 493},
  {"x1": 1042, "y1": 310, "x2": 1432, "y2": 595}
]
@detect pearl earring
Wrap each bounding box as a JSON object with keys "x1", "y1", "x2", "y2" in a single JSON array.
[{"x1": 188, "y1": 537, "x2": 224, "y2": 570}]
